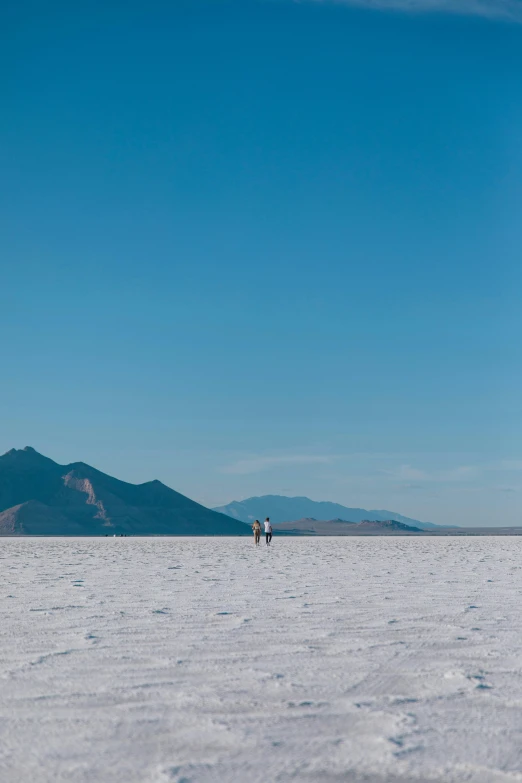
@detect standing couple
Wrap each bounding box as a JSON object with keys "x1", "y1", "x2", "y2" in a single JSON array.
[{"x1": 252, "y1": 518, "x2": 272, "y2": 546}]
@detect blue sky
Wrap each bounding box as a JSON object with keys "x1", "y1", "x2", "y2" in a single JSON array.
[{"x1": 2, "y1": 0, "x2": 522, "y2": 525}]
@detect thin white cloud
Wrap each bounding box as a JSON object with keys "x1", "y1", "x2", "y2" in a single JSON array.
[
  {"x1": 496, "y1": 460, "x2": 522, "y2": 471},
  {"x1": 385, "y1": 464, "x2": 477, "y2": 482},
  {"x1": 220, "y1": 454, "x2": 332, "y2": 475},
  {"x1": 305, "y1": 0, "x2": 522, "y2": 21}
]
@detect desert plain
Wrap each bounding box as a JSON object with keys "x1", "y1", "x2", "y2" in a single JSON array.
[{"x1": 1, "y1": 537, "x2": 521, "y2": 783}]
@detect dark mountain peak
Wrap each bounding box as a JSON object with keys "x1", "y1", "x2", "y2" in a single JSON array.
[
  {"x1": 4, "y1": 446, "x2": 39, "y2": 456},
  {"x1": 65, "y1": 461, "x2": 101, "y2": 474},
  {"x1": 136, "y1": 478, "x2": 176, "y2": 496},
  {"x1": 1, "y1": 447, "x2": 57, "y2": 466}
]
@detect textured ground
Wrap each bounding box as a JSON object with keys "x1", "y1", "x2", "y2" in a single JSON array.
[{"x1": 1, "y1": 537, "x2": 521, "y2": 783}]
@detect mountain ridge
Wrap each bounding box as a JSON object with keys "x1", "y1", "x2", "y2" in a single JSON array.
[
  {"x1": 213, "y1": 494, "x2": 455, "y2": 530},
  {"x1": 0, "y1": 447, "x2": 247, "y2": 536},
  {"x1": 273, "y1": 517, "x2": 422, "y2": 535}
]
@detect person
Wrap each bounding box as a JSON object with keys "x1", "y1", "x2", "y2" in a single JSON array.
[
  {"x1": 252, "y1": 519, "x2": 261, "y2": 545},
  {"x1": 264, "y1": 517, "x2": 272, "y2": 546}
]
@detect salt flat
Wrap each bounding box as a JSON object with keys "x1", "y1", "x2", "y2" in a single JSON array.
[{"x1": 0, "y1": 537, "x2": 521, "y2": 783}]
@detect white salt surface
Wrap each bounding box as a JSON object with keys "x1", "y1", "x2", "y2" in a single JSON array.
[{"x1": 1, "y1": 537, "x2": 522, "y2": 783}]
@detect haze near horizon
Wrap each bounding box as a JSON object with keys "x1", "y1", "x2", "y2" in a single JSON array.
[{"x1": 2, "y1": 0, "x2": 521, "y2": 527}]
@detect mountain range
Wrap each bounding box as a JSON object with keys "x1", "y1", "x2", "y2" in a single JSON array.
[
  {"x1": 213, "y1": 495, "x2": 453, "y2": 530},
  {"x1": 0, "y1": 447, "x2": 247, "y2": 536},
  {"x1": 0, "y1": 448, "x2": 456, "y2": 536},
  {"x1": 273, "y1": 518, "x2": 422, "y2": 535}
]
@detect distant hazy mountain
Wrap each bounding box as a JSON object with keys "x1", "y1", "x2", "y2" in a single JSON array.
[
  {"x1": 274, "y1": 518, "x2": 422, "y2": 535},
  {"x1": 0, "y1": 447, "x2": 247, "y2": 536},
  {"x1": 213, "y1": 495, "x2": 453, "y2": 530}
]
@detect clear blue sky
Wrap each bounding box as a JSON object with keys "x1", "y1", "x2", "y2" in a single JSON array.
[{"x1": 2, "y1": 0, "x2": 522, "y2": 525}]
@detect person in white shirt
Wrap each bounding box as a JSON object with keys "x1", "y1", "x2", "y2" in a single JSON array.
[{"x1": 264, "y1": 518, "x2": 272, "y2": 546}]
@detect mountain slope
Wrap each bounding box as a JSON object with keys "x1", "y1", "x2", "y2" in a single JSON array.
[
  {"x1": 0, "y1": 447, "x2": 247, "y2": 536},
  {"x1": 213, "y1": 495, "x2": 452, "y2": 530},
  {"x1": 273, "y1": 518, "x2": 422, "y2": 535}
]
